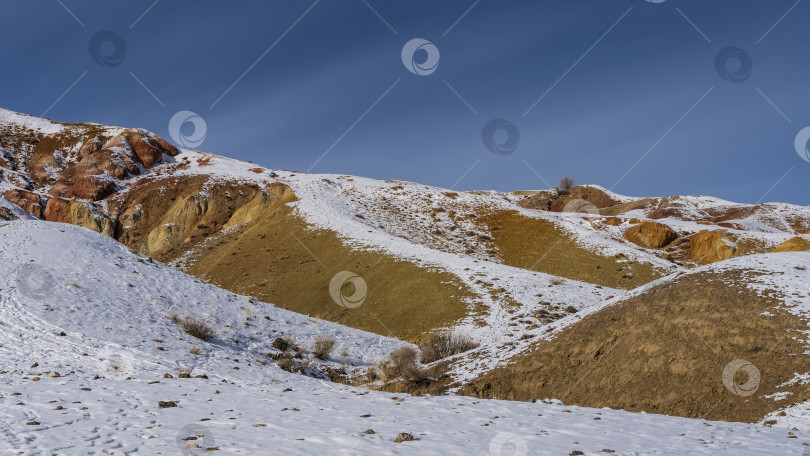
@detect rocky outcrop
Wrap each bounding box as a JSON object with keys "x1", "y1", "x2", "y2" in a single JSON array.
[
  {"x1": 49, "y1": 130, "x2": 177, "y2": 201},
  {"x1": 146, "y1": 193, "x2": 210, "y2": 256},
  {"x1": 53, "y1": 175, "x2": 118, "y2": 201},
  {"x1": 2, "y1": 189, "x2": 43, "y2": 218},
  {"x1": 143, "y1": 182, "x2": 297, "y2": 257},
  {"x1": 710, "y1": 206, "x2": 759, "y2": 224},
  {"x1": 224, "y1": 183, "x2": 297, "y2": 228},
  {"x1": 568, "y1": 186, "x2": 621, "y2": 209},
  {"x1": 103, "y1": 130, "x2": 178, "y2": 168},
  {"x1": 28, "y1": 149, "x2": 63, "y2": 186},
  {"x1": 647, "y1": 207, "x2": 685, "y2": 220},
  {"x1": 70, "y1": 201, "x2": 116, "y2": 237},
  {"x1": 43, "y1": 197, "x2": 71, "y2": 222},
  {"x1": 624, "y1": 221, "x2": 678, "y2": 249},
  {"x1": 0, "y1": 207, "x2": 16, "y2": 221},
  {"x1": 689, "y1": 230, "x2": 737, "y2": 265},
  {"x1": 118, "y1": 204, "x2": 142, "y2": 230},
  {"x1": 44, "y1": 197, "x2": 115, "y2": 237},
  {"x1": 78, "y1": 137, "x2": 103, "y2": 161},
  {"x1": 771, "y1": 237, "x2": 810, "y2": 253},
  {"x1": 519, "y1": 186, "x2": 626, "y2": 213}
]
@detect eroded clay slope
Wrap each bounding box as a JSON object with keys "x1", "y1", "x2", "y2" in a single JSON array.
[{"x1": 463, "y1": 253, "x2": 810, "y2": 424}]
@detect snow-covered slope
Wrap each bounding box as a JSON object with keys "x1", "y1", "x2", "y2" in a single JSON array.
[
  {"x1": 0, "y1": 219, "x2": 808, "y2": 454},
  {"x1": 0, "y1": 221, "x2": 405, "y2": 383}
]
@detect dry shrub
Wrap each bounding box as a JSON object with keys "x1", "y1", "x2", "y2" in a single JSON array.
[
  {"x1": 189, "y1": 346, "x2": 202, "y2": 355},
  {"x1": 419, "y1": 332, "x2": 480, "y2": 364},
  {"x1": 277, "y1": 351, "x2": 296, "y2": 372},
  {"x1": 179, "y1": 316, "x2": 217, "y2": 341},
  {"x1": 366, "y1": 366, "x2": 380, "y2": 383},
  {"x1": 557, "y1": 176, "x2": 575, "y2": 195},
  {"x1": 312, "y1": 336, "x2": 336, "y2": 360},
  {"x1": 272, "y1": 337, "x2": 295, "y2": 352},
  {"x1": 379, "y1": 346, "x2": 427, "y2": 381}
]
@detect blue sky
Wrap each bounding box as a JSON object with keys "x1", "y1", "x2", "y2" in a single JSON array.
[{"x1": 1, "y1": 0, "x2": 808, "y2": 204}]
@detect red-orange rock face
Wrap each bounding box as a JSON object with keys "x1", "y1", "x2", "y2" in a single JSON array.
[
  {"x1": 43, "y1": 197, "x2": 71, "y2": 223},
  {"x1": 2, "y1": 189, "x2": 43, "y2": 218},
  {"x1": 47, "y1": 131, "x2": 177, "y2": 201}
]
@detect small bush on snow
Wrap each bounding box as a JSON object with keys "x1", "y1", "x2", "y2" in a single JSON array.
[
  {"x1": 378, "y1": 346, "x2": 427, "y2": 382},
  {"x1": 179, "y1": 316, "x2": 217, "y2": 341},
  {"x1": 312, "y1": 336, "x2": 336, "y2": 360},
  {"x1": 419, "y1": 332, "x2": 479, "y2": 364}
]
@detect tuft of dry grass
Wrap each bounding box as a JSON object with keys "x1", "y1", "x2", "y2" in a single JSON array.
[
  {"x1": 312, "y1": 336, "x2": 336, "y2": 360},
  {"x1": 365, "y1": 366, "x2": 380, "y2": 383},
  {"x1": 419, "y1": 332, "x2": 480, "y2": 364},
  {"x1": 189, "y1": 346, "x2": 202, "y2": 355},
  {"x1": 179, "y1": 316, "x2": 217, "y2": 341},
  {"x1": 378, "y1": 346, "x2": 427, "y2": 382}
]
